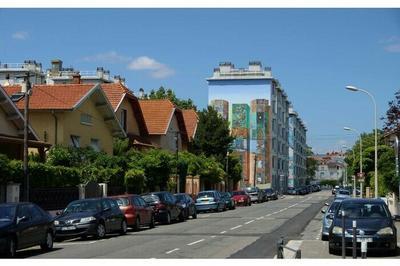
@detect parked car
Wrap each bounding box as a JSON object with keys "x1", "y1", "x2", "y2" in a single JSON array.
[
  {"x1": 312, "y1": 184, "x2": 321, "y2": 192},
  {"x1": 0, "y1": 202, "x2": 55, "y2": 257},
  {"x1": 335, "y1": 189, "x2": 351, "y2": 199},
  {"x1": 264, "y1": 188, "x2": 278, "y2": 200},
  {"x1": 142, "y1": 192, "x2": 184, "y2": 224},
  {"x1": 110, "y1": 194, "x2": 155, "y2": 230},
  {"x1": 231, "y1": 190, "x2": 251, "y2": 206},
  {"x1": 195, "y1": 190, "x2": 226, "y2": 212},
  {"x1": 54, "y1": 198, "x2": 127, "y2": 240},
  {"x1": 175, "y1": 193, "x2": 197, "y2": 219},
  {"x1": 328, "y1": 198, "x2": 397, "y2": 255},
  {"x1": 332, "y1": 185, "x2": 340, "y2": 195},
  {"x1": 298, "y1": 186, "x2": 308, "y2": 195},
  {"x1": 221, "y1": 192, "x2": 236, "y2": 210},
  {"x1": 320, "y1": 199, "x2": 343, "y2": 241},
  {"x1": 244, "y1": 187, "x2": 264, "y2": 203},
  {"x1": 286, "y1": 188, "x2": 298, "y2": 195}
]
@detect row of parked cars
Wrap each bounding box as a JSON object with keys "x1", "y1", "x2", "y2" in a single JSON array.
[
  {"x1": 321, "y1": 193, "x2": 399, "y2": 255},
  {"x1": 0, "y1": 186, "x2": 279, "y2": 257},
  {"x1": 286, "y1": 184, "x2": 321, "y2": 195}
]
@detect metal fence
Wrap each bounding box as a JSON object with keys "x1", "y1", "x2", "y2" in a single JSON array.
[{"x1": 30, "y1": 187, "x2": 79, "y2": 211}]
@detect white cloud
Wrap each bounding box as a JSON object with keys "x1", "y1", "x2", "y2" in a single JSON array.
[
  {"x1": 381, "y1": 36, "x2": 400, "y2": 53},
  {"x1": 128, "y1": 56, "x2": 175, "y2": 79},
  {"x1": 12, "y1": 31, "x2": 28, "y2": 40},
  {"x1": 81, "y1": 51, "x2": 131, "y2": 63}
]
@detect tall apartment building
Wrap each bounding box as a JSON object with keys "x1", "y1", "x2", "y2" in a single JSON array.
[
  {"x1": 288, "y1": 107, "x2": 307, "y2": 188},
  {"x1": 0, "y1": 60, "x2": 46, "y2": 86},
  {"x1": 207, "y1": 61, "x2": 290, "y2": 192}
]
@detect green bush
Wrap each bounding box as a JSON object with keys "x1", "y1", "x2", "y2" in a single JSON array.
[{"x1": 125, "y1": 168, "x2": 146, "y2": 194}]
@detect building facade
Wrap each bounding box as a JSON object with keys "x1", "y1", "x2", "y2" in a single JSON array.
[
  {"x1": 288, "y1": 107, "x2": 307, "y2": 188},
  {"x1": 208, "y1": 61, "x2": 290, "y2": 192},
  {"x1": 313, "y1": 152, "x2": 347, "y2": 181}
]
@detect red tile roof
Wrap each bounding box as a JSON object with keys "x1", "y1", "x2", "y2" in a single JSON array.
[
  {"x1": 138, "y1": 99, "x2": 176, "y2": 135},
  {"x1": 182, "y1": 109, "x2": 198, "y2": 140},
  {"x1": 3, "y1": 84, "x2": 95, "y2": 110},
  {"x1": 100, "y1": 83, "x2": 132, "y2": 110}
]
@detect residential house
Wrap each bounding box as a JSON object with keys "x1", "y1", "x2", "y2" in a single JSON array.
[
  {"x1": 138, "y1": 99, "x2": 188, "y2": 152},
  {"x1": 4, "y1": 83, "x2": 125, "y2": 155}
]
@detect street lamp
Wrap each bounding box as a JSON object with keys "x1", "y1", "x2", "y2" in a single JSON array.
[
  {"x1": 225, "y1": 151, "x2": 229, "y2": 192},
  {"x1": 345, "y1": 85, "x2": 378, "y2": 198},
  {"x1": 174, "y1": 131, "x2": 179, "y2": 193},
  {"x1": 344, "y1": 127, "x2": 363, "y2": 197}
]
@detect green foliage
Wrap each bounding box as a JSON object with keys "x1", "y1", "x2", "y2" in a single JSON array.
[
  {"x1": 197, "y1": 155, "x2": 224, "y2": 184},
  {"x1": 113, "y1": 138, "x2": 130, "y2": 156},
  {"x1": 167, "y1": 178, "x2": 177, "y2": 193},
  {"x1": 125, "y1": 168, "x2": 146, "y2": 194},
  {"x1": 145, "y1": 86, "x2": 197, "y2": 110},
  {"x1": 227, "y1": 154, "x2": 242, "y2": 184},
  {"x1": 190, "y1": 106, "x2": 234, "y2": 163},
  {"x1": 382, "y1": 89, "x2": 400, "y2": 132}
]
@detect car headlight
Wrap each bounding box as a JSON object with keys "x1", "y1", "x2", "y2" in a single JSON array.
[
  {"x1": 324, "y1": 219, "x2": 333, "y2": 228},
  {"x1": 332, "y1": 226, "x2": 342, "y2": 234},
  {"x1": 80, "y1": 216, "x2": 96, "y2": 223},
  {"x1": 181, "y1": 203, "x2": 187, "y2": 208},
  {"x1": 54, "y1": 220, "x2": 59, "y2": 226},
  {"x1": 377, "y1": 227, "x2": 393, "y2": 235}
]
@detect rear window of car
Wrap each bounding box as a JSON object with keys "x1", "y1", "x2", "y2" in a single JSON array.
[
  {"x1": 328, "y1": 201, "x2": 340, "y2": 213},
  {"x1": 338, "y1": 202, "x2": 389, "y2": 218},
  {"x1": 245, "y1": 187, "x2": 257, "y2": 193},
  {"x1": 232, "y1": 191, "x2": 245, "y2": 196},
  {"x1": 198, "y1": 192, "x2": 215, "y2": 198},
  {"x1": 115, "y1": 197, "x2": 130, "y2": 207},
  {"x1": 142, "y1": 195, "x2": 160, "y2": 203},
  {"x1": 338, "y1": 190, "x2": 350, "y2": 195}
]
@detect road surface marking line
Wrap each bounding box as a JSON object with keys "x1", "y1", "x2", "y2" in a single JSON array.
[
  {"x1": 256, "y1": 216, "x2": 264, "y2": 220},
  {"x1": 245, "y1": 220, "x2": 255, "y2": 224},
  {"x1": 89, "y1": 241, "x2": 97, "y2": 244},
  {"x1": 230, "y1": 225, "x2": 243, "y2": 230},
  {"x1": 220, "y1": 231, "x2": 227, "y2": 234},
  {"x1": 210, "y1": 235, "x2": 216, "y2": 238},
  {"x1": 187, "y1": 239, "x2": 205, "y2": 246},
  {"x1": 166, "y1": 248, "x2": 180, "y2": 254},
  {"x1": 265, "y1": 214, "x2": 272, "y2": 217}
]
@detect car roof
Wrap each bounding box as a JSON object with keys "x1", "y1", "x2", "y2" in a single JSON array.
[
  {"x1": 340, "y1": 198, "x2": 385, "y2": 204},
  {"x1": 199, "y1": 190, "x2": 218, "y2": 193},
  {"x1": 110, "y1": 194, "x2": 138, "y2": 198}
]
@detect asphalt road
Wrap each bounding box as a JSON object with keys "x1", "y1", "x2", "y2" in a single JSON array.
[{"x1": 16, "y1": 190, "x2": 331, "y2": 259}]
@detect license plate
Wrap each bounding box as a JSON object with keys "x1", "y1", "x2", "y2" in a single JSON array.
[
  {"x1": 357, "y1": 237, "x2": 373, "y2": 243},
  {"x1": 239, "y1": 199, "x2": 244, "y2": 202},
  {"x1": 61, "y1": 226, "x2": 76, "y2": 231}
]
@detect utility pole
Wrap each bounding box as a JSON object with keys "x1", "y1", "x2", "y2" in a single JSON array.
[
  {"x1": 253, "y1": 154, "x2": 257, "y2": 187},
  {"x1": 23, "y1": 74, "x2": 31, "y2": 202},
  {"x1": 225, "y1": 151, "x2": 229, "y2": 192},
  {"x1": 175, "y1": 131, "x2": 179, "y2": 193}
]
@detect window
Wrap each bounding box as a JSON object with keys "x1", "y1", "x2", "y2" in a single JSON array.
[
  {"x1": 80, "y1": 113, "x2": 93, "y2": 125},
  {"x1": 90, "y1": 138, "x2": 100, "y2": 152},
  {"x1": 29, "y1": 204, "x2": 43, "y2": 222},
  {"x1": 120, "y1": 109, "x2": 127, "y2": 132},
  {"x1": 133, "y1": 197, "x2": 142, "y2": 207},
  {"x1": 70, "y1": 135, "x2": 80, "y2": 148}
]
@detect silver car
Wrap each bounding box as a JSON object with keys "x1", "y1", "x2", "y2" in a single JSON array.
[{"x1": 321, "y1": 199, "x2": 343, "y2": 241}]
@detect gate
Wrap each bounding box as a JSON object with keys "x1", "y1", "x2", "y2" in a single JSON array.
[{"x1": 30, "y1": 187, "x2": 79, "y2": 211}]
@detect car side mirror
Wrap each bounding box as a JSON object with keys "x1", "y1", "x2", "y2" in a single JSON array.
[{"x1": 17, "y1": 216, "x2": 28, "y2": 224}]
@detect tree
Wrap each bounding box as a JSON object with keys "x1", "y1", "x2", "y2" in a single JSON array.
[
  {"x1": 190, "y1": 106, "x2": 234, "y2": 163},
  {"x1": 305, "y1": 147, "x2": 318, "y2": 178},
  {"x1": 382, "y1": 89, "x2": 400, "y2": 132},
  {"x1": 145, "y1": 86, "x2": 197, "y2": 110}
]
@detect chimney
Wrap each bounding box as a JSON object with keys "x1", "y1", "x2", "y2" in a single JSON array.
[
  {"x1": 51, "y1": 59, "x2": 63, "y2": 74},
  {"x1": 72, "y1": 73, "x2": 81, "y2": 84}
]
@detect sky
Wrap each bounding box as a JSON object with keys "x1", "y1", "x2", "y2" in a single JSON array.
[{"x1": 0, "y1": 8, "x2": 399, "y2": 154}]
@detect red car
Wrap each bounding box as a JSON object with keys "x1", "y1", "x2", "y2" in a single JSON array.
[
  {"x1": 231, "y1": 190, "x2": 252, "y2": 206},
  {"x1": 110, "y1": 194, "x2": 155, "y2": 230}
]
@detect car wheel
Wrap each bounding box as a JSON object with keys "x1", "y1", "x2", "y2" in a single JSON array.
[
  {"x1": 133, "y1": 217, "x2": 141, "y2": 231},
  {"x1": 192, "y1": 210, "x2": 197, "y2": 219},
  {"x1": 120, "y1": 220, "x2": 128, "y2": 235},
  {"x1": 6, "y1": 237, "x2": 16, "y2": 258},
  {"x1": 41, "y1": 231, "x2": 54, "y2": 251},
  {"x1": 96, "y1": 223, "x2": 106, "y2": 239},
  {"x1": 149, "y1": 215, "x2": 156, "y2": 228},
  {"x1": 164, "y1": 212, "x2": 171, "y2": 224}
]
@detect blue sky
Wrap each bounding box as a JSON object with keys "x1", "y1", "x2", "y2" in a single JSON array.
[{"x1": 0, "y1": 8, "x2": 399, "y2": 153}]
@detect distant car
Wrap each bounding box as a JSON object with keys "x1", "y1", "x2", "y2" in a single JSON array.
[
  {"x1": 221, "y1": 192, "x2": 236, "y2": 210},
  {"x1": 332, "y1": 185, "x2": 340, "y2": 195},
  {"x1": 264, "y1": 188, "x2": 278, "y2": 200},
  {"x1": 54, "y1": 198, "x2": 127, "y2": 240},
  {"x1": 335, "y1": 189, "x2": 351, "y2": 199},
  {"x1": 298, "y1": 186, "x2": 308, "y2": 195},
  {"x1": 195, "y1": 190, "x2": 225, "y2": 212},
  {"x1": 231, "y1": 190, "x2": 251, "y2": 206},
  {"x1": 244, "y1": 187, "x2": 264, "y2": 203},
  {"x1": 286, "y1": 188, "x2": 298, "y2": 195},
  {"x1": 321, "y1": 199, "x2": 343, "y2": 241},
  {"x1": 142, "y1": 192, "x2": 184, "y2": 224},
  {"x1": 110, "y1": 194, "x2": 155, "y2": 230},
  {"x1": 0, "y1": 202, "x2": 55, "y2": 257},
  {"x1": 175, "y1": 193, "x2": 197, "y2": 219},
  {"x1": 312, "y1": 184, "x2": 321, "y2": 192},
  {"x1": 328, "y1": 198, "x2": 397, "y2": 255}
]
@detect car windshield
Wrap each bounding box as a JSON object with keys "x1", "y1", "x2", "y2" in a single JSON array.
[
  {"x1": 232, "y1": 191, "x2": 245, "y2": 196},
  {"x1": 142, "y1": 195, "x2": 160, "y2": 203},
  {"x1": 328, "y1": 201, "x2": 341, "y2": 213},
  {"x1": 198, "y1": 192, "x2": 215, "y2": 198},
  {"x1": 338, "y1": 202, "x2": 389, "y2": 219},
  {"x1": 245, "y1": 187, "x2": 257, "y2": 193},
  {"x1": 338, "y1": 190, "x2": 350, "y2": 195},
  {"x1": 64, "y1": 200, "x2": 101, "y2": 214},
  {"x1": 115, "y1": 197, "x2": 130, "y2": 207},
  {"x1": 175, "y1": 194, "x2": 186, "y2": 201},
  {"x1": 0, "y1": 205, "x2": 16, "y2": 222}
]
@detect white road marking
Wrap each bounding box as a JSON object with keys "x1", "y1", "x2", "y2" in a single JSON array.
[
  {"x1": 89, "y1": 241, "x2": 97, "y2": 244},
  {"x1": 210, "y1": 235, "x2": 216, "y2": 238},
  {"x1": 165, "y1": 248, "x2": 180, "y2": 254},
  {"x1": 220, "y1": 231, "x2": 227, "y2": 234},
  {"x1": 282, "y1": 207, "x2": 288, "y2": 211},
  {"x1": 265, "y1": 214, "x2": 272, "y2": 217},
  {"x1": 256, "y1": 216, "x2": 264, "y2": 220},
  {"x1": 187, "y1": 239, "x2": 205, "y2": 246},
  {"x1": 230, "y1": 225, "x2": 243, "y2": 230},
  {"x1": 245, "y1": 220, "x2": 255, "y2": 224}
]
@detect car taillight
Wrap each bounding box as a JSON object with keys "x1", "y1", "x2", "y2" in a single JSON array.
[
  {"x1": 155, "y1": 203, "x2": 166, "y2": 211},
  {"x1": 125, "y1": 206, "x2": 134, "y2": 215}
]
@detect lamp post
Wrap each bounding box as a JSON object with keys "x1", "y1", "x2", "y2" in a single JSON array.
[
  {"x1": 174, "y1": 131, "x2": 179, "y2": 193},
  {"x1": 346, "y1": 86, "x2": 377, "y2": 198},
  {"x1": 253, "y1": 154, "x2": 257, "y2": 187},
  {"x1": 344, "y1": 127, "x2": 363, "y2": 197},
  {"x1": 22, "y1": 74, "x2": 32, "y2": 202},
  {"x1": 225, "y1": 151, "x2": 229, "y2": 192}
]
